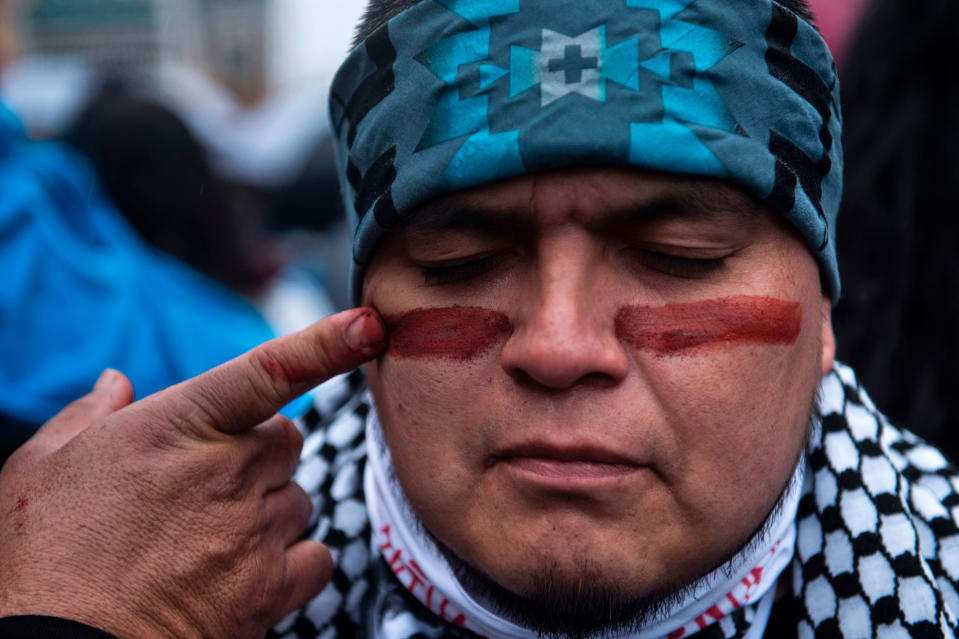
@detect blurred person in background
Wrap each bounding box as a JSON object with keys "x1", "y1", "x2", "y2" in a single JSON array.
[
  {"x1": 270, "y1": 133, "x2": 354, "y2": 312},
  {"x1": 60, "y1": 85, "x2": 340, "y2": 335},
  {"x1": 832, "y1": 0, "x2": 959, "y2": 464},
  {"x1": 0, "y1": 0, "x2": 350, "y2": 462},
  {"x1": 62, "y1": 85, "x2": 281, "y2": 298},
  {"x1": 0, "y1": 95, "x2": 277, "y2": 462}
]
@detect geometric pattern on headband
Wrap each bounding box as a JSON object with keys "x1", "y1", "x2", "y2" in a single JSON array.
[
  {"x1": 344, "y1": 0, "x2": 745, "y2": 227},
  {"x1": 330, "y1": 0, "x2": 843, "y2": 301},
  {"x1": 415, "y1": 0, "x2": 741, "y2": 167}
]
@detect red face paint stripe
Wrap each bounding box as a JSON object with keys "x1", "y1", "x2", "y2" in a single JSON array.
[
  {"x1": 386, "y1": 306, "x2": 512, "y2": 360},
  {"x1": 615, "y1": 296, "x2": 802, "y2": 355}
]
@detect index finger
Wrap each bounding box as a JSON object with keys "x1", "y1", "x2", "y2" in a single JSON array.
[{"x1": 135, "y1": 308, "x2": 385, "y2": 435}]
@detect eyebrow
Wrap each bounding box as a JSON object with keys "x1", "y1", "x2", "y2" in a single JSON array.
[
  {"x1": 401, "y1": 199, "x2": 529, "y2": 233},
  {"x1": 592, "y1": 192, "x2": 762, "y2": 233},
  {"x1": 402, "y1": 187, "x2": 763, "y2": 235}
]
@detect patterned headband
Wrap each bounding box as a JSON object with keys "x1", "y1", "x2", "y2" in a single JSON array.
[{"x1": 330, "y1": 0, "x2": 843, "y2": 301}]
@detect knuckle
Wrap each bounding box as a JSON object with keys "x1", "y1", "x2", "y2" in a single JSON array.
[
  {"x1": 138, "y1": 387, "x2": 221, "y2": 445},
  {"x1": 302, "y1": 542, "x2": 333, "y2": 589},
  {"x1": 206, "y1": 446, "x2": 262, "y2": 502},
  {"x1": 283, "y1": 417, "x2": 305, "y2": 455},
  {"x1": 187, "y1": 383, "x2": 234, "y2": 434},
  {"x1": 253, "y1": 417, "x2": 303, "y2": 476},
  {"x1": 248, "y1": 349, "x2": 297, "y2": 405},
  {"x1": 154, "y1": 405, "x2": 212, "y2": 445},
  {"x1": 293, "y1": 482, "x2": 314, "y2": 517},
  {"x1": 240, "y1": 552, "x2": 290, "y2": 626},
  {"x1": 308, "y1": 335, "x2": 339, "y2": 375},
  {"x1": 286, "y1": 484, "x2": 314, "y2": 531},
  {"x1": 274, "y1": 416, "x2": 304, "y2": 462},
  {"x1": 161, "y1": 380, "x2": 239, "y2": 444},
  {"x1": 204, "y1": 463, "x2": 248, "y2": 503}
]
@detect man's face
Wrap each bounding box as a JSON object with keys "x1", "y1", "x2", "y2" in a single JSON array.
[{"x1": 363, "y1": 167, "x2": 834, "y2": 615}]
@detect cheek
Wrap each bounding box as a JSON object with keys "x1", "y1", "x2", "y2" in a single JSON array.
[
  {"x1": 619, "y1": 297, "x2": 815, "y2": 514},
  {"x1": 367, "y1": 353, "x2": 502, "y2": 526},
  {"x1": 614, "y1": 295, "x2": 809, "y2": 444},
  {"x1": 368, "y1": 308, "x2": 511, "y2": 487},
  {"x1": 374, "y1": 306, "x2": 512, "y2": 437},
  {"x1": 614, "y1": 296, "x2": 802, "y2": 355},
  {"x1": 386, "y1": 307, "x2": 512, "y2": 360}
]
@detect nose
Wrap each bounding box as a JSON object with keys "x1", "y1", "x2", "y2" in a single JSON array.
[{"x1": 500, "y1": 269, "x2": 629, "y2": 390}]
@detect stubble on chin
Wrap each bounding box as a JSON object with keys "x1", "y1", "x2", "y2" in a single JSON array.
[
  {"x1": 435, "y1": 455, "x2": 805, "y2": 639},
  {"x1": 369, "y1": 385, "x2": 820, "y2": 639},
  {"x1": 440, "y1": 545, "x2": 702, "y2": 639},
  {"x1": 426, "y1": 409, "x2": 815, "y2": 639}
]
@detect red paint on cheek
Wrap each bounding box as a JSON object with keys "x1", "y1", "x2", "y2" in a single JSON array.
[
  {"x1": 386, "y1": 306, "x2": 512, "y2": 360},
  {"x1": 615, "y1": 296, "x2": 802, "y2": 355},
  {"x1": 13, "y1": 497, "x2": 27, "y2": 513}
]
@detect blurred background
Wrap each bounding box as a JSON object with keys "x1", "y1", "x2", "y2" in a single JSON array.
[
  {"x1": 6, "y1": 0, "x2": 368, "y2": 306},
  {"x1": 1, "y1": 1, "x2": 364, "y2": 287},
  {"x1": 0, "y1": 0, "x2": 376, "y2": 307},
  {"x1": 2, "y1": 0, "x2": 957, "y2": 467},
  {"x1": 0, "y1": 0, "x2": 365, "y2": 459}
]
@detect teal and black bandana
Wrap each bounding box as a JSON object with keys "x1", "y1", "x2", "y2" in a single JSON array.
[{"x1": 330, "y1": 0, "x2": 843, "y2": 301}]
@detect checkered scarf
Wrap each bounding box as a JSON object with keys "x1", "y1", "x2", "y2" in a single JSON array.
[{"x1": 270, "y1": 364, "x2": 959, "y2": 639}]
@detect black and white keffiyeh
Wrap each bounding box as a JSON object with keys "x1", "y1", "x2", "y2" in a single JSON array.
[
  {"x1": 793, "y1": 367, "x2": 959, "y2": 639},
  {"x1": 270, "y1": 363, "x2": 959, "y2": 639}
]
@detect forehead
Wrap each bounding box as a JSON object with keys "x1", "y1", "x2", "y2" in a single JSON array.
[{"x1": 401, "y1": 166, "x2": 769, "y2": 234}]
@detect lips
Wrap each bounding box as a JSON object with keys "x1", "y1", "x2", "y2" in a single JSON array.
[{"x1": 492, "y1": 443, "x2": 644, "y2": 480}]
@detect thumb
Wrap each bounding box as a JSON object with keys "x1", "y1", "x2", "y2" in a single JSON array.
[{"x1": 28, "y1": 370, "x2": 135, "y2": 453}]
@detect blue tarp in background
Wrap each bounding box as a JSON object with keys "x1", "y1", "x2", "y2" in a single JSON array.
[{"x1": 0, "y1": 102, "x2": 275, "y2": 426}]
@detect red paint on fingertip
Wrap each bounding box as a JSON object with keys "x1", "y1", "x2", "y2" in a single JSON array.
[
  {"x1": 386, "y1": 306, "x2": 512, "y2": 360},
  {"x1": 615, "y1": 296, "x2": 802, "y2": 355},
  {"x1": 348, "y1": 309, "x2": 387, "y2": 354}
]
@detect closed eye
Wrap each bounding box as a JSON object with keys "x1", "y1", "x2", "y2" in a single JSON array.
[
  {"x1": 419, "y1": 253, "x2": 510, "y2": 286},
  {"x1": 625, "y1": 249, "x2": 727, "y2": 279}
]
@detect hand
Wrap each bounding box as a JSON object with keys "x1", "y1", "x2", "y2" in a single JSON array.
[{"x1": 0, "y1": 308, "x2": 386, "y2": 639}]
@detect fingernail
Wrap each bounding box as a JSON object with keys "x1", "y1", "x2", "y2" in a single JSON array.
[
  {"x1": 92, "y1": 369, "x2": 118, "y2": 394},
  {"x1": 346, "y1": 310, "x2": 385, "y2": 353}
]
